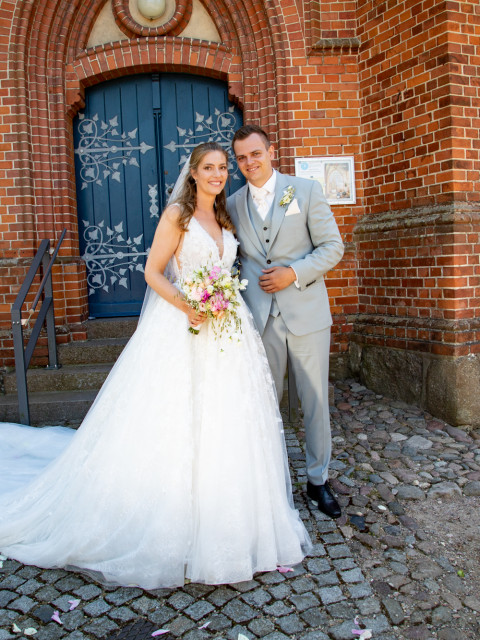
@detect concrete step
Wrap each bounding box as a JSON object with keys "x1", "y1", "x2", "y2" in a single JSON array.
[
  {"x1": 58, "y1": 338, "x2": 127, "y2": 365},
  {"x1": 86, "y1": 317, "x2": 138, "y2": 340},
  {"x1": 0, "y1": 389, "x2": 97, "y2": 426},
  {"x1": 4, "y1": 363, "x2": 112, "y2": 394}
]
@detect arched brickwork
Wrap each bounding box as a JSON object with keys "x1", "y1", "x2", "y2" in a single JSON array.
[{"x1": 111, "y1": 0, "x2": 192, "y2": 37}]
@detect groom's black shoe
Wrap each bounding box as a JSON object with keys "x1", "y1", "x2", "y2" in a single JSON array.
[{"x1": 307, "y1": 481, "x2": 341, "y2": 519}]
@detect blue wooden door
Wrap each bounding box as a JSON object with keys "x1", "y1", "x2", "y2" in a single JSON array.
[{"x1": 74, "y1": 73, "x2": 243, "y2": 317}]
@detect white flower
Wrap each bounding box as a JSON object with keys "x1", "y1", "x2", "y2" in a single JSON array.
[{"x1": 279, "y1": 186, "x2": 295, "y2": 207}]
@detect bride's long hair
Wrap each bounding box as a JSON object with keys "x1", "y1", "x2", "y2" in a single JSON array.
[{"x1": 174, "y1": 142, "x2": 235, "y2": 233}]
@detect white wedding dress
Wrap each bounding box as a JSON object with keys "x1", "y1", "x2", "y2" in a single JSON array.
[{"x1": 0, "y1": 217, "x2": 311, "y2": 589}]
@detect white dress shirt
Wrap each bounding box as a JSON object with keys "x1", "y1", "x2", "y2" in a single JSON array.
[{"x1": 249, "y1": 171, "x2": 277, "y2": 220}]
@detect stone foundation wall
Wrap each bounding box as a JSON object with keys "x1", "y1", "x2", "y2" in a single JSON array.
[{"x1": 348, "y1": 342, "x2": 480, "y2": 429}]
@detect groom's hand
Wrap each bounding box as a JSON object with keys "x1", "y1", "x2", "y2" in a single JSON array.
[{"x1": 259, "y1": 266, "x2": 296, "y2": 293}]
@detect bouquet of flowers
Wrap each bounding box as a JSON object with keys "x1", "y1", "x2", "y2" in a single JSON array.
[{"x1": 180, "y1": 262, "x2": 248, "y2": 337}]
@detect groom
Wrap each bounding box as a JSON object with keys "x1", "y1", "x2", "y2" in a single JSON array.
[{"x1": 228, "y1": 125, "x2": 344, "y2": 519}]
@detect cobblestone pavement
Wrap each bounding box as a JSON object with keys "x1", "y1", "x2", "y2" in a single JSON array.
[{"x1": 1, "y1": 380, "x2": 480, "y2": 640}]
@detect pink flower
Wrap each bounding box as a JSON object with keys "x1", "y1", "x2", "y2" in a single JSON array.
[
  {"x1": 209, "y1": 266, "x2": 221, "y2": 280},
  {"x1": 211, "y1": 292, "x2": 229, "y2": 313},
  {"x1": 190, "y1": 288, "x2": 203, "y2": 302}
]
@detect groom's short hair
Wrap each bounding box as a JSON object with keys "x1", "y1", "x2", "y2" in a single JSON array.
[{"x1": 232, "y1": 125, "x2": 271, "y2": 150}]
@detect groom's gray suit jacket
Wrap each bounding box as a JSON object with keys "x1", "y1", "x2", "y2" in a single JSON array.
[{"x1": 227, "y1": 172, "x2": 344, "y2": 336}]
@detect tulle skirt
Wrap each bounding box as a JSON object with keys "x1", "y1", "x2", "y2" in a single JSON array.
[{"x1": 0, "y1": 292, "x2": 311, "y2": 588}]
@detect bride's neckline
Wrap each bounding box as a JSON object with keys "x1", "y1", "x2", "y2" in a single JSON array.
[{"x1": 191, "y1": 215, "x2": 225, "y2": 260}]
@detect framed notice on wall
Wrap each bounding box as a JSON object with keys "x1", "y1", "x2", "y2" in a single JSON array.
[{"x1": 294, "y1": 156, "x2": 356, "y2": 205}]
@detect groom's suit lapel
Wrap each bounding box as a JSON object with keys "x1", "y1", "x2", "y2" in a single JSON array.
[
  {"x1": 268, "y1": 172, "x2": 290, "y2": 249},
  {"x1": 235, "y1": 186, "x2": 265, "y2": 256}
]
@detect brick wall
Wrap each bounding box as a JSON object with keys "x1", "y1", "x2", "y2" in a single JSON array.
[
  {"x1": 280, "y1": 1, "x2": 363, "y2": 362},
  {"x1": 0, "y1": 1, "x2": 32, "y2": 367},
  {"x1": 352, "y1": 0, "x2": 480, "y2": 359}
]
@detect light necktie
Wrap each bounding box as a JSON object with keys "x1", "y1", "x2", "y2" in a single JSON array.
[{"x1": 253, "y1": 188, "x2": 268, "y2": 220}]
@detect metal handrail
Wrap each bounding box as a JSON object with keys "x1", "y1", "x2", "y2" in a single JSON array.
[{"x1": 11, "y1": 229, "x2": 67, "y2": 425}]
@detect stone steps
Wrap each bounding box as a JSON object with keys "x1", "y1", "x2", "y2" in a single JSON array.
[
  {"x1": 86, "y1": 317, "x2": 138, "y2": 340},
  {"x1": 0, "y1": 389, "x2": 98, "y2": 426},
  {"x1": 3, "y1": 363, "x2": 112, "y2": 394},
  {"x1": 57, "y1": 338, "x2": 128, "y2": 365},
  {"x1": 0, "y1": 317, "x2": 137, "y2": 425}
]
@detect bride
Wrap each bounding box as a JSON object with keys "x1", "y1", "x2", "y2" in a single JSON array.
[{"x1": 0, "y1": 142, "x2": 311, "y2": 589}]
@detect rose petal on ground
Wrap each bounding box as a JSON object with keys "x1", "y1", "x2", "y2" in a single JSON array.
[
  {"x1": 199, "y1": 621, "x2": 211, "y2": 629},
  {"x1": 11, "y1": 623, "x2": 21, "y2": 633},
  {"x1": 354, "y1": 616, "x2": 360, "y2": 626},
  {"x1": 360, "y1": 632, "x2": 372, "y2": 640},
  {"x1": 238, "y1": 635, "x2": 250, "y2": 640},
  {"x1": 51, "y1": 611, "x2": 62, "y2": 625},
  {"x1": 24, "y1": 629, "x2": 37, "y2": 636},
  {"x1": 68, "y1": 599, "x2": 81, "y2": 611},
  {"x1": 151, "y1": 631, "x2": 170, "y2": 637},
  {"x1": 277, "y1": 566, "x2": 294, "y2": 573}
]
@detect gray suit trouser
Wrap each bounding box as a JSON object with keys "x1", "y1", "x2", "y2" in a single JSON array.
[{"x1": 262, "y1": 314, "x2": 331, "y2": 485}]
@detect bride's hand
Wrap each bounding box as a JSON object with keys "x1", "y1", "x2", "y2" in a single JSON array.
[{"x1": 186, "y1": 307, "x2": 207, "y2": 327}]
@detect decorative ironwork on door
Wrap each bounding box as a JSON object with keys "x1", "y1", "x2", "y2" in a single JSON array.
[{"x1": 74, "y1": 73, "x2": 243, "y2": 317}]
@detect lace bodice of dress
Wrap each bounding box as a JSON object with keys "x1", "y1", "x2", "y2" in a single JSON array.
[{"x1": 171, "y1": 216, "x2": 238, "y2": 281}]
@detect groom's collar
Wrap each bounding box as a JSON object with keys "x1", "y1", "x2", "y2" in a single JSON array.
[{"x1": 248, "y1": 170, "x2": 277, "y2": 198}]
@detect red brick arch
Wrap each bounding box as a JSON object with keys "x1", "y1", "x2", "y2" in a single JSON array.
[{"x1": 65, "y1": 39, "x2": 238, "y2": 114}]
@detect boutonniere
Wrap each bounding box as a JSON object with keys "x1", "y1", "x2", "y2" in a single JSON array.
[{"x1": 279, "y1": 186, "x2": 295, "y2": 207}]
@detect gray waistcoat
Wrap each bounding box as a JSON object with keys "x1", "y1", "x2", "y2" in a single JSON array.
[{"x1": 246, "y1": 190, "x2": 279, "y2": 317}]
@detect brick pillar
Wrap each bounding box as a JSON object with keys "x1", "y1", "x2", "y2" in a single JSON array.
[{"x1": 351, "y1": 0, "x2": 480, "y2": 427}]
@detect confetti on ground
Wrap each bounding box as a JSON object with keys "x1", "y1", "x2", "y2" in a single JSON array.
[
  {"x1": 51, "y1": 611, "x2": 63, "y2": 625},
  {"x1": 277, "y1": 566, "x2": 294, "y2": 573},
  {"x1": 352, "y1": 629, "x2": 372, "y2": 639}
]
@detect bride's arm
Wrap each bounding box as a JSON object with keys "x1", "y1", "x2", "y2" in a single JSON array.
[{"x1": 145, "y1": 206, "x2": 202, "y2": 323}]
